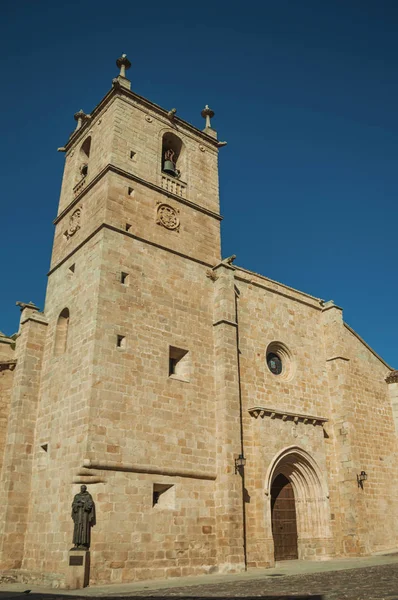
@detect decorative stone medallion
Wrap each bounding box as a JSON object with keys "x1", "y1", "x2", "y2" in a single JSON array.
[
  {"x1": 199, "y1": 144, "x2": 205, "y2": 152},
  {"x1": 145, "y1": 115, "x2": 153, "y2": 123},
  {"x1": 156, "y1": 203, "x2": 180, "y2": 232},
  {"x1": 64, "y1": 208, "x2": 82, "y2": 240}
]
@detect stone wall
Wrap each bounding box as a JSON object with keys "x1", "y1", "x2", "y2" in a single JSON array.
[
  {"x1": 80, "y1": 229, "x2": 220, "y2": 583},
  {"x1": 0, "y1": 335, "x2": 15, "y2": 474},
  {"x1": 0, "y1": 308, "x2": 47, "y2": 570},
  {"x1": 233, "y1": 267, "x2": 398, "y2": 566},
  {"x1": 20, "y1": 233, "x2": 103, "y2": 578}
]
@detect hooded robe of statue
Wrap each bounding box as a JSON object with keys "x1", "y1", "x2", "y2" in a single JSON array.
[{"x1": 71, "y1": 486, "x2": 96, "y2": 549}]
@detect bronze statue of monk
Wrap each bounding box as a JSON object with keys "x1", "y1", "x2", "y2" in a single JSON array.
[{"x1": 71, "y1": 485, "x2": 96, "y2": 550}]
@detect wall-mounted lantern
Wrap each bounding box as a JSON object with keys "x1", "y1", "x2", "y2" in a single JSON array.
[
  {"x1": 235, "y1": 454, "x2": 246, "y2": 475},
  {"x1": 357, "y1": 470, "x2": 368, "y2": 489}
]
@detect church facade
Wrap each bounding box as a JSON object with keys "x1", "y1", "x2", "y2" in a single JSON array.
[{"x1": 1, "y1": 55, "x2": 398, "y2": 588}]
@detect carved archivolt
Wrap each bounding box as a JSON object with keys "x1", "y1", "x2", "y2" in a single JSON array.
[
  {"x1": 156, "y1": 203, "x2": 180, "y2": 232},
  {"x1": 64, "y1": 208, "x2": 82, "y2": 240}
]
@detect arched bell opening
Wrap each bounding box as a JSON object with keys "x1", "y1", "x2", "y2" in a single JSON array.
[
  {"x1": 161, "y1": 132, "x2": 185, "y2": 179},
  {"x1": 266, "y1": 446, "x2": 333, "y2": 561},
  {"x1": 78, "y1": 136, "x2": 91, "y2": 180}
]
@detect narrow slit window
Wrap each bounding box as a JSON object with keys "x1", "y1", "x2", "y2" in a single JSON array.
[
  {"x1": 130, "y1": 151, "x2": 136, "y2": 160},
  {"x1": 78, "y1": 137, "x2": 91, "y2": 181},
  {"x1": 69, "y1": 264, "x2": 75, "y2": 274},
  {"x1": 128, "y1": 187, "x2": 134, "y2": 196},
  {"x1": 125, "y1": 223, "x2": 132, "y2": 232},
  {"x1": 120, "y1": 272, "x2": 128, "y2": 284},
  {"x1": 40, "y1": 443, "x2": 48, "y2": 453}
]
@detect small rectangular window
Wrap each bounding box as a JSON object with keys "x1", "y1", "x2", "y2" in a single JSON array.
[
  {"x1": 168, "y1": 346, "x2": 190, "y2": 382},
  {"x1": 40, "y1": 443, "x2": 48, "y2": 453},
  {"x1": 125, "y1": 223, "x2": 131, "y2": 232},
  {"x1": 69, "y1": 264, "x2": 75, "y2": 274},
  {"x1": 130, "y1": 151, "x2": 136, "y2": 160},
  {"x1": 116, "y1": 335, "x2": 126, "y2": 349},
  {"x1": 152, "y1": 484, "x2": 175, "y2": 509},
  {"x1": 128, "y1": 187, "x2": 134, "y2": 196},
  {"x1": 120, "y1": 272, "x2": 128, "y2": 284}
]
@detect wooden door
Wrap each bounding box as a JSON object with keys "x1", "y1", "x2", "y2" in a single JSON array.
[{"x1": 271, "y1": 473, "x2": 298, "y2": 560}]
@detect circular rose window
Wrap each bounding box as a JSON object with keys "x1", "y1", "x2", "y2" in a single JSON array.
[
  {"x1": 267, "y1": 352, "x2": 282, "y2": 375},
  {"x1": 266, "y1": 341, "x2": 295, "y2": 381}
]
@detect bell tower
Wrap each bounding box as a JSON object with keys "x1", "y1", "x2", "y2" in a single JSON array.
[
  {"x1": 0, "y1": 55, "x2": 247, "y2": 584},
  {"x1": 52, "y1": 54, "x2": 222, "y2": 270}
]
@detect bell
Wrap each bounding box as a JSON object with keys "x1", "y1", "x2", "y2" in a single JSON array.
[{"x1": 163, "y1": 160, "x2": 177, "y2": 176}]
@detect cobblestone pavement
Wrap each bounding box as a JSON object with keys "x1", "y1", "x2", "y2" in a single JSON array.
[
  {"x1": 129, "y1": 563, "x2": 398, "y2": 600},
  {"x1": 2, "y1": 564, "x2": 398, "y2": 600}
]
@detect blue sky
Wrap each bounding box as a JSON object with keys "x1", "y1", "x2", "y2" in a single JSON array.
[{"x1": 1, "y1": 1, "x2": 397, "y2": 366}]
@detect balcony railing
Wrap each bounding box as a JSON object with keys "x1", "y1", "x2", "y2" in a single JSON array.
[
  {"x1": 73, "y1": 176, "x2": 86, "y2": 196},
  {"x1": 161, "y1": 175, "x2": 186, "y2": 197}
]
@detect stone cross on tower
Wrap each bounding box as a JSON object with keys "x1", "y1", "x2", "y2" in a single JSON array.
[
  {"x1": 114, "y1": 54, "x2": 132, "y2": 90},
  {"x1": 116, "y1": 53, "x2": 131, "y2": 78},
  {"x1": 201, "y1": 105, "x2": 215, "y2": 129}
]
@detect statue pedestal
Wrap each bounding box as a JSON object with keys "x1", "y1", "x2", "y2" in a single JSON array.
[{"x1": 65, "y1": 549, "x2": 90, "y2": 589}]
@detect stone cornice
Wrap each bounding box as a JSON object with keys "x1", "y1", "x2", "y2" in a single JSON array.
[
  {"x1": 235, "y1": 267, "x2": 322, "y2": 304},
  {"x1": 344, "y1": 322, "x2": 392, "y2": 370},
  {"x1": 54, "y1": 164, "x2": 222, "y2": 225},
  {"x1": 64, "y1": 85, "x2": 220, "y2": 153},
  {"x1": 248, "y1": 406, "x2": 328, "y2": 426},
  {"x1": 20, "y1": 315, "x2": 48, "y2": 327},
  {"x1": 0, "y1": 360, "x2": 17, "y2": 372},
  {"x1": 235, "y1": 274, "x2": 323, "y2": 311}
]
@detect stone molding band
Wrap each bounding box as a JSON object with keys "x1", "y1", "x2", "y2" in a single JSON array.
[
  {"x1": 213, "y1": 319, "x2": 237, "y2": 327},
  {"x1": 82, "y1": 458, "x2": 217, "y2": 481},
  {"x1": 48, "y1": 222, "x2": 215, "y2": 276},
  {"x1": 54, "y1": 164, "x2": 222, "y2": 226},
  {"x1": 20, "y1": 316, "x2": 48, "y2": 327}
]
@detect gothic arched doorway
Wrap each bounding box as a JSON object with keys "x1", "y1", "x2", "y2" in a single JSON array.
[
  {"x1": 265, "y1": 446, "x2": 333, "y2": 561},
  {"x1": 271, "y1": 473, "x2": 298, "y2": 560}
]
